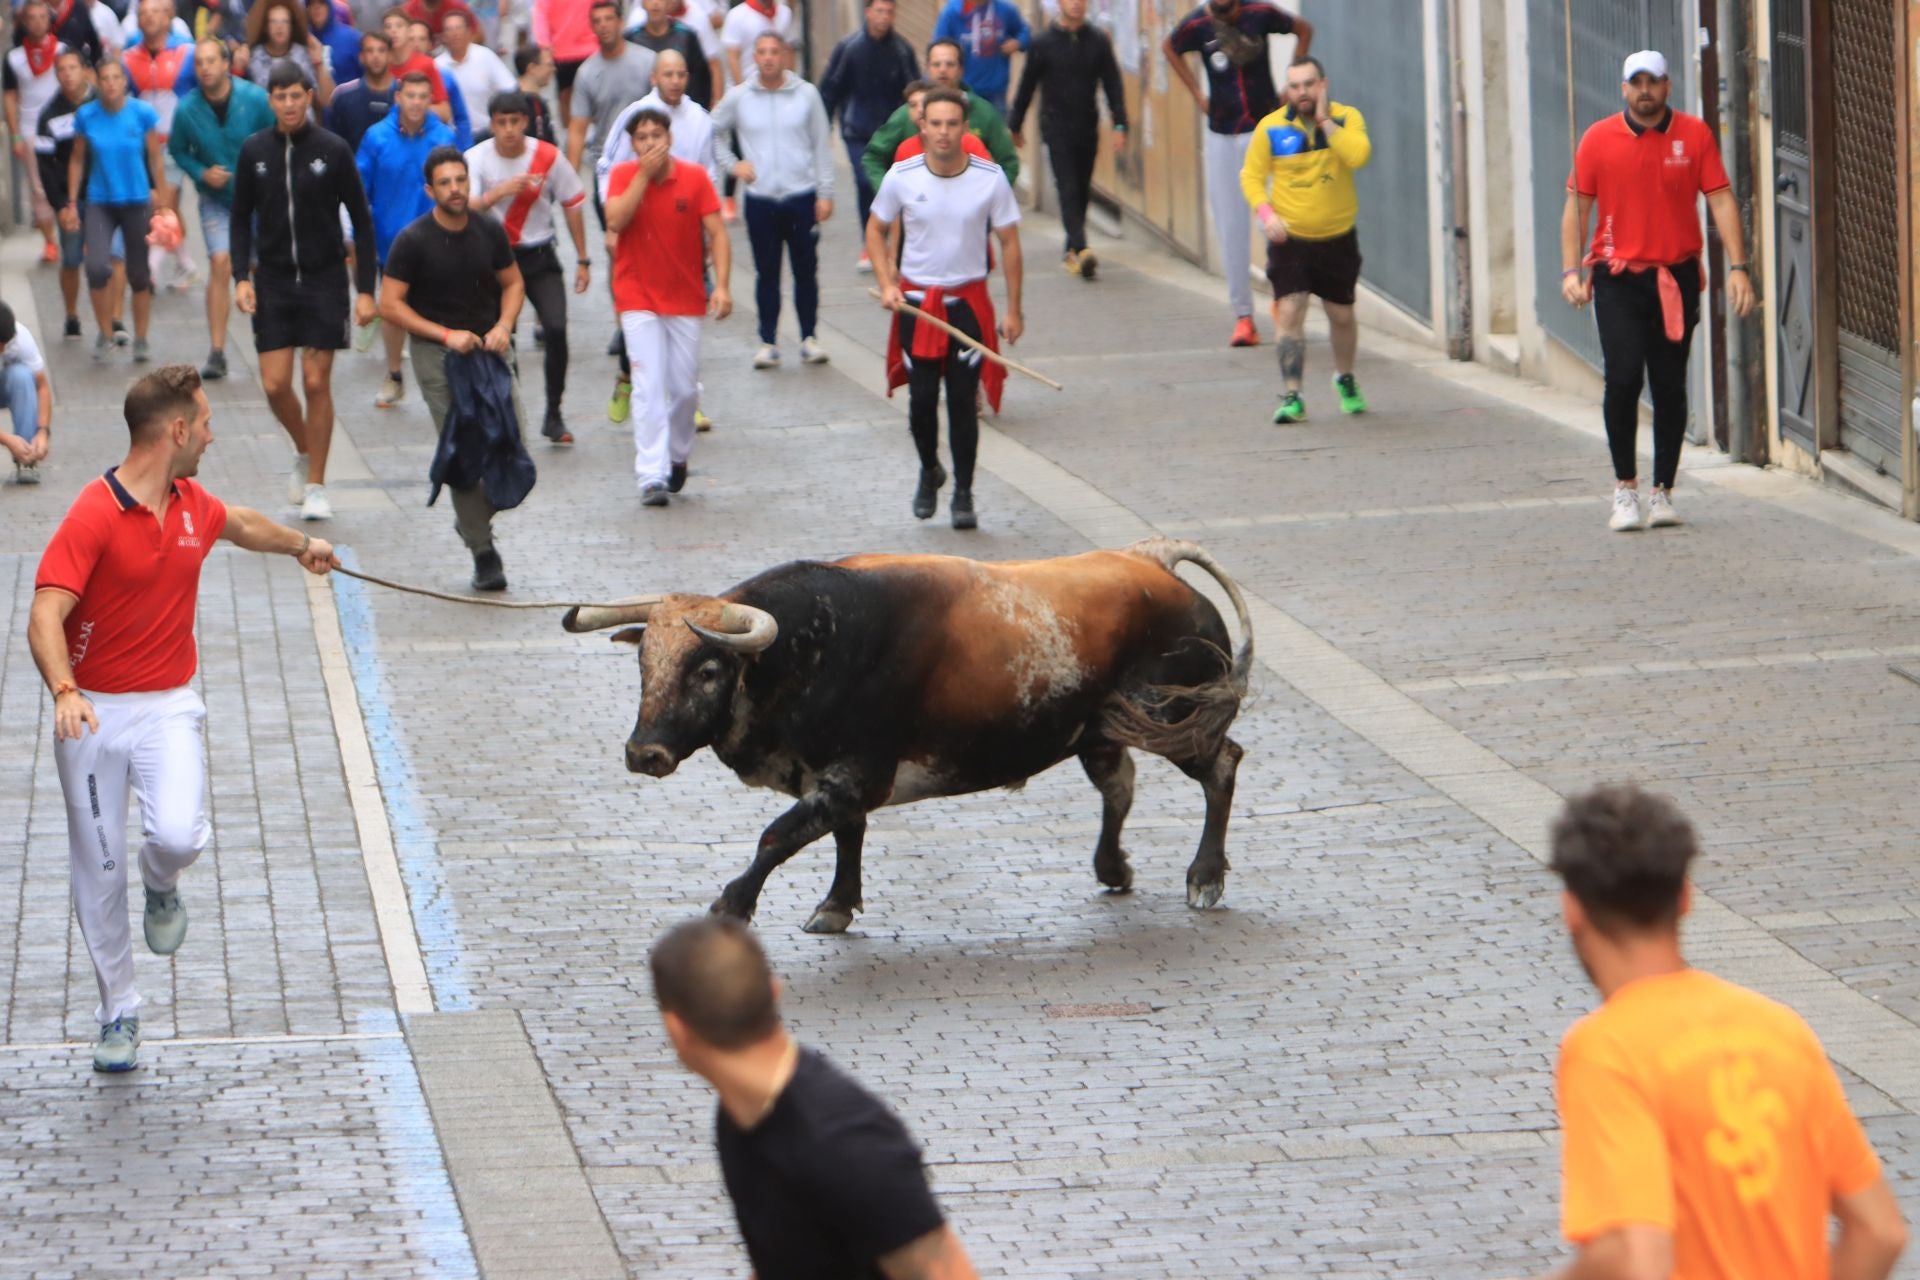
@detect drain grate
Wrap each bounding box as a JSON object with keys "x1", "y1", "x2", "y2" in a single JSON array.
[{"x1": 1044, "y1": 1002, "x2": 1153, "y2": 1019}]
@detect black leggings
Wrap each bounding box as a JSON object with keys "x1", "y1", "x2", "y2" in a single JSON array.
[
  {"x1": 1046, "y1": 130, "x2": 1097, "y2": 254},
  {"x1": 1592, "y1": 258, "x2": 1699, "y2": 489},
  {"x1": 515, "y1": 244, "x2": 569, "y2": 414},
  {"x1": 899, "y1": 299, "x2": 983, "y2": 489}
]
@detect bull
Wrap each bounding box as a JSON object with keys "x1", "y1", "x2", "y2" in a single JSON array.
[{"x1": 562, "y1": 537, "x2": 1254, "y2": 933}]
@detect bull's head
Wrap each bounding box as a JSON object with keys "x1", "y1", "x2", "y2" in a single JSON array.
[{"x1": 563, "y1": 594, "x2": 779, "y2": 778}]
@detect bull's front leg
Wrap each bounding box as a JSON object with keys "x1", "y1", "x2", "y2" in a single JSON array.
[{"x1": 711, "y1": 775, "x2": 872, "y2": 926}]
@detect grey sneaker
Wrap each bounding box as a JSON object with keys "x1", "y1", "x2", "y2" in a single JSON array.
[
  {"x1": 93, "y1": 1016, "x2": 140, "y2": 1072},
  {"x1": 132, "y1": 336, "x2": 150, "y2": 364},
  {"x1": 640, "y1": 484, "x2": 670, "y2": 507},
  {"x1": 200, "y1": 349, "x2": 228, "y2": 380},
  {"x1": 15, "y1": 463, "x2": 41, "y2": 485},
  {"x1": 143, "y1": 884, "x2": 187, "y2": 955},
  {"x1": 92, "y1": 332, "x2": 111, "y2": 361}
]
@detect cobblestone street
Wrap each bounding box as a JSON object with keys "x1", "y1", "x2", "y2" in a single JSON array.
[{"x1": 4, "y1": 182, "x2": 1920, "y2": 1277}]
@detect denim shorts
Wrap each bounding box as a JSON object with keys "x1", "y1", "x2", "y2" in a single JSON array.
[{"x1": 199, "y1": 199, "x2": 232, "y2": 256}]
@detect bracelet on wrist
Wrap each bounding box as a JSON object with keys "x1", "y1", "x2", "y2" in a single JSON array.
[
  {"x1": 1561, "y1": 267, "x2": 1583, "y2": 278},
  {"x1": 1728, "y1": 263, "x2": 1750, "y2": 273},
  {"x1": 53, "y1": 679, "x2": 78, "y2": 698},
  {"x1": 578, "y1": 257, "x2": 591, "y2": 265},
  {"x1": 297, "y1": 533, "x2": 311, "y2": 558}
]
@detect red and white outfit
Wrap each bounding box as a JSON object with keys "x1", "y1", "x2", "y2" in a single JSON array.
[
  {"x1": 718, "y1": 0, "x2": 791, "y2": 84},
  {"x1": 5, "y1": 37, "x2": 66, "y2": 224},
  {"x1": 466, "y1": 135, "x2": 587, "y2": 248},
  {"x1": 607, "y1": 156, "x2": 719, "y2": 490},
  {"x1": 36, "y1": 470, "x2": 228, "y2": 1026}
]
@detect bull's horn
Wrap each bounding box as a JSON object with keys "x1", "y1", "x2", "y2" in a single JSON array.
[
  {"x1": 561, "y1": 596, "x2": 665, "y2": 633},
  {"x1": 684, "y1": 602, "x2": 778, "y2": 653}
]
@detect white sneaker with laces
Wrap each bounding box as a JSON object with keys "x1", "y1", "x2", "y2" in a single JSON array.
[
  {"x1": 300, "y1": 484, "x2": 333, "y2": 521},
  {"x1": 1608, "y1": 487, "x2": 1644, "y2": 532},
  {"x1": 288, "y1": 454, "x2": 310, "y2": 505},
  {"x1": 798, "y1": 337, "x2": 829, "y2": 365},
  {"x1": 753, "y1": 345, "x2": 781, "y2": 370},
  {"x1": 1646, "y1": 489, "x2": 1680, "y2": 527}
]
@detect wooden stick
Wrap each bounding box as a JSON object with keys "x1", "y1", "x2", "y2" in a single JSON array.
[{"x1": 869, "y1": 289, "x2": 1064, "y2": 391}]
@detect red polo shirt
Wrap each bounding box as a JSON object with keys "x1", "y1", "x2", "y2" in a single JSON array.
[
  {"x1": 608, "y1": 158, "x2": 719, "y2": 316},
  {"x1": 1569, "y1": 109, "x2": 1728, "y2": 266},
  {"x1": 35, "y1": 469, "x2": 228, "y2": 694}
]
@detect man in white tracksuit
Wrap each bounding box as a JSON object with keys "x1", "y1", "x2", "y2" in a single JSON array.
[
  {"x1": 710, "y1": 32, "x2": 834, "y2": 370},
  {"x1": 28, "y1": 364, "x2": 340, "y2": 1073}
]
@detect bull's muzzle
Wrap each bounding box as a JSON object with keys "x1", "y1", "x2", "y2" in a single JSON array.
[{"x1": 627, "y1": 741, "x2": 679, "y2": 777}]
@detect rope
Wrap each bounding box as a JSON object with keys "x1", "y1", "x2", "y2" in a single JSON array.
[{"x1": 331, "y1": 563, "x2": 650, "y2": 612}]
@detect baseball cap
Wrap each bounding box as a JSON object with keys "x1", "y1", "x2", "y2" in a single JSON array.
[{"x1": 1622, "y1": 50, "x2": 1669, "y2": 81}]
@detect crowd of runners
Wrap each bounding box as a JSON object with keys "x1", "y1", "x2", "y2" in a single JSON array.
[{"x1": 9, "y1": 0, "x2": 1909, "y2": 1274}]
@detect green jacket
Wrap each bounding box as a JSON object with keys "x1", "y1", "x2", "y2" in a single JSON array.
[
  {"x1": 861, "y1": 88, "x2": 1019, "y2": 192},
  {"x1": 169, "y1": 79, "x2": 275, "y2": 206}
]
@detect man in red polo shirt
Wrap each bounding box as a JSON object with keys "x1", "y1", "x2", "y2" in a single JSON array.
[
  {"x1": 1561, "y1": 49, "x2": 1754, "y2": 533},
  {"x1": 605, "y1": 106, "x2": 732, "y2": 507},
  {"x1": 28, "y1": 365, "x2": 340, "y2": 1074}
]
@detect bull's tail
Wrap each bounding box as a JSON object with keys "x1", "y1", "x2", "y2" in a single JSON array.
[{"x1": 1124, "y1": 537, "x2": 1254, "y2": 697}]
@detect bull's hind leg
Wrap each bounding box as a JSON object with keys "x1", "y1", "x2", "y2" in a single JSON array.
[
  {"x1": 803, "y1": 817, "x2": 867, "y2": 935},
  {"x1": 1078, "y1": 741, "x2": 1136, "y2": 891},
  {"x1": 1178, "y1": 735, "x2": 1243, "y2": 909}
]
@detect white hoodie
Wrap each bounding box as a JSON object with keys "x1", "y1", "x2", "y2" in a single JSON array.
[{"x1": 710, "y1": 69, "x2": 834, "y2": 203}]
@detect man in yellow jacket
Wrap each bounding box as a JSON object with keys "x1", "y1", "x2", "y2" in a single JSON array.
[{"x1": 1240, "y1": 56, "x2": 1371, "y2": 423}]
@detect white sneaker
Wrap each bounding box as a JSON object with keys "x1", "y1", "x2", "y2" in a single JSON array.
[
  {"x1": 288, "y1": 454, "x2": 311, "y2": 505},
  {"x1": 1646, "y1": 489, "x2": 1680, "y2": 527},
  {"x1": 753, "y1": 344, "x2": 780, "y2": 370},
  {"x1": 300, "y1": 484, "x2": 333, "y2": 521},
  {"x1": 1608, "y1": 487, "x2": 1644, "y2": 532},
  {"x1": 798, "y1": 336, "x2": 829, "y2": 365}
]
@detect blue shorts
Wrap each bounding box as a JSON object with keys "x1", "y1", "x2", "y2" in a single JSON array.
[{"x1": 199, "y1": 200, "x2": 232, "y2": 256}]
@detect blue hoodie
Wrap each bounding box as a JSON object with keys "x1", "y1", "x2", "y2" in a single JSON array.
[
  {"x1": 355, "y1": 110, "x2": 456, "y2": 262},
  {"x1": 932, "y1": 0, "x2": 1029, "y2": 102}
]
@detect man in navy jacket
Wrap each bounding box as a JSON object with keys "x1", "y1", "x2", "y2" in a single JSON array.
[{"x1": 818, "y1": 0, "x2": 916, "y2": 262}]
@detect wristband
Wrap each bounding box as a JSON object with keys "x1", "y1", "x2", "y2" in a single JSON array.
[
  {"x1": 578, "y1": 257, "x2": 591, "y2": 265},
  {"x1": 1728, "y1": 263, "x2": 1750, "y2": 273},
  {"x1": 1256, "y1": 203, "x2": 1274, "y2": 222},
  {"x1": 53, "y1": 679, "x2": 77, "y2": 698},
  {"x1": 441, "y1": 326, "x2": 452, "y2": 344},
  {"x1": 297, "y1": 533, "x2": 311, "y2": 558},
  {"x1": 1561, "y1": 267, "x2": 1583, "y2": 278}
]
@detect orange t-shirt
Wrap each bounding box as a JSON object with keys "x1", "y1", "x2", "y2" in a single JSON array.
[{"x1": 1557, "y1": 970, "x2": 1881, "y2": 1279}]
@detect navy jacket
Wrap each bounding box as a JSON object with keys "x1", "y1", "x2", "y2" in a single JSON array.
[
  {"x1": 431, "y1": 350, "x2": 535, "y2": 513},
  {"x1": 818, "y1": 28, "x2": 918, "y2": 141}
]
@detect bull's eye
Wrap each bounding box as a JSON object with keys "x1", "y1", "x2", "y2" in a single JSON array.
[{"x1": 700, "y1": 660, "x2": 723, "y2": 681}]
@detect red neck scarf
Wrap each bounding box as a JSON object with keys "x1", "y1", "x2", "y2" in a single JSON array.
[
  {"x1": 743, "y1": 0, "x2": 776, "y2": 19},
  {"x1": 21, "y1": 33, "x2": 61, "y2": 77}
]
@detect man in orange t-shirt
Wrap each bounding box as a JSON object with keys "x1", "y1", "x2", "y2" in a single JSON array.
[{"x1": 1544, "y1": 784, "x2": 1907, "y2": 1279}]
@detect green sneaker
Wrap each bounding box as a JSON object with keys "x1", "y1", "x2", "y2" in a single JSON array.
[
  {"x1": 1272, "y1": 392, "x2": 1306, "y2": 424},
  {"x1": 1334, "y1": 373, "x2": 1367, "y2": 414},
  {"x1": 607, "y1": 380, "x2": 631, "y2": 424},
  {"x1": 93, "y1": 1016, "x2": 140, "y2": 1072}
]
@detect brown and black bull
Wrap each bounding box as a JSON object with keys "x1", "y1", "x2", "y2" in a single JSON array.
[{"x1": 561, "y1": 537, "x2": 1255, "y2": 933}]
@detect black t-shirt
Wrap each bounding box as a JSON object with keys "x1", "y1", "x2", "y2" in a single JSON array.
[
  {"x1": 716, "y1": 1049, "x2": 945, "y2": 1280},
  {"x1": 383, "y1": 211, "x2": 515, "y2": 335},
  {"x1": 208, "y1": 93, "x2": 230, "y2": 124},
  {"x1": 1166, "y1": 2, "x2": 1297, "y2": 134}
]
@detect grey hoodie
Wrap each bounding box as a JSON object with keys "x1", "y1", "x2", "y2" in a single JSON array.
[{"x1": 711, "y1": 70, "x2": 836, "y2": 203}]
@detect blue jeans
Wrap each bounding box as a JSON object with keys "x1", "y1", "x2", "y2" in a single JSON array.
[
  {"x1": 742, "y1": 191, "x2": 819, "y2": 347},
  {"x1": 5, "y1": 363, "x2": 43, "y2": 447},
  {"x1": 843, "y1": 133, "x2": 876, "y2": 233}
]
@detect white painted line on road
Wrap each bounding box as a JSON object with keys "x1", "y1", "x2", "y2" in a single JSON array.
[
  {"x1": 815, "y1": 309, "x2": 1920, "y2": 1115},
  {"x1": 305, "y1": 568, "x2": 435, "y2": 1014}
]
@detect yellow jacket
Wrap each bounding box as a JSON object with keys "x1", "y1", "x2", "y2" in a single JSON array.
[{"x1": 1239, "y1": 100, "x2": 1372, "y2": 240}]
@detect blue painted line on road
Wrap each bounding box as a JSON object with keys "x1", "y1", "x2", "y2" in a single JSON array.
[
  {"x1": 358, "y1": 1010, "x2": 482, "y2": 1278},
  {"x1": 332, "y1": 547, "x2": 476, "y2": 1011}
]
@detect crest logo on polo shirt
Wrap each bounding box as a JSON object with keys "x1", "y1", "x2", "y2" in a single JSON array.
[
  {"x1": 1672, "y1": 140, "x2": 1684, "y2": 156},
  {"x1": 182, "y1": 511, "x2": 194, "y2": 536},
  {"x1": 310, "y1": 157, "x2": 328, "y2": 176}
]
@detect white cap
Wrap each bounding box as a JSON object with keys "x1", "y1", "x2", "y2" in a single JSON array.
[{"x1": 1622, "y1": 50, "x2": 1669, "y2": 81}]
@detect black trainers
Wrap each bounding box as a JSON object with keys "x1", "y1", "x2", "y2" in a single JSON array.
[
  {"x1": 912, "y1": 464, "x2": 946, "y2": 520},
  {"x1": 63, "y1": 315, "x2": 81, "y2": 339},
  {"x1": 668, "y1": 461, "x2": 688, "y2": 493},
  {"x1": 471, "y1": 547, "x2": 507, "y2": 592},
  {"x1": 541, "y1": 408, "x2": 572, "y2": 443},
  {"x1": 200, "y1": 349, "x2": 228, "y2": 380},
  {"x1": 950, "y1": 488, "x2": 977, "y2": 530},
  {"x1": 641, "y1": 484, "x2": 670, "y2": 507}
]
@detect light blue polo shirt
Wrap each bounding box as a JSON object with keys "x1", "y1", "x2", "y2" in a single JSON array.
[{"x1": 75, "y1": 97, "x2": 160, "y2": 205}]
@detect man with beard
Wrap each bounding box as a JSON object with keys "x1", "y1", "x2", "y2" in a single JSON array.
[
  {"x1": 1163, "y1": 0, "x2": 1310, "y2": 348},
  {"x1": 1541, "y1": 784, "x2": 1906, "y2": 1280},
  {"x1": 28, "y1": 364, "x2": 340, "y2": 1073},
  {"x1": 1240, "y1": 55, "x2": 1370, "y2": 425},
  {"x1": 379, "y1": 146, "x2": 527, "y2": 589},
  {"x1": 326, "y1": 28, "x2": 397, "y2": 150}
]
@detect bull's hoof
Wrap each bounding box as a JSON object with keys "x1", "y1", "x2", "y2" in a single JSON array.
[
  {"x1": 708, "y1": 896, "x2": 754, "y2": 923},
  {"x1": 1095, "y1": 859, "x2": 1135, "y2": 893},
  {"x1": 1186, "y1": 879, "x2": 1226, "y2": 910},
  {"x1": 802, "y1": 905, "x2": 857, "y2": 934}
]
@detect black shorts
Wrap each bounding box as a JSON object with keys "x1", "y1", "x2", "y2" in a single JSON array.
[
  {"x1": 555, "y1": 57, "x2": 584, "y2": 92},
  {"x1": 1265, "y1": 229, "x2": 1363, "y2": 305},
  {"x1": 253, "y1": 266, "x2": 352, "y2": 352}
]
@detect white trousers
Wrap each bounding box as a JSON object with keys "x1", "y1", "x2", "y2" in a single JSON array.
[
  {"x1": 53, "y1": 686, "x2": 210, "y2": 1025},
  {"x1": 621, "y1": 311, "x2": 704, "y2": 490},
  {"x1": 1204, "y1": 128, "x2": 1256, "y2": 320}
]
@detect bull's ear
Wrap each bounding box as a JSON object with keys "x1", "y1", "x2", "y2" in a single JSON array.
[{"x1": 610, "y1": 627, "x2": 647, "y2": 646}]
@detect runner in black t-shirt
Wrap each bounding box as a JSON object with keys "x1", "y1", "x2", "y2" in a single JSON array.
[
  {"x1": 650, "y1": 918, "x2": 978, "y2": 1280},
  {"x1": 379, "y1": 145, "x2": 527, "y2": 592},
  {"x1": 1163, "y1": 0, "x2": 1311, "y2": 347}
]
